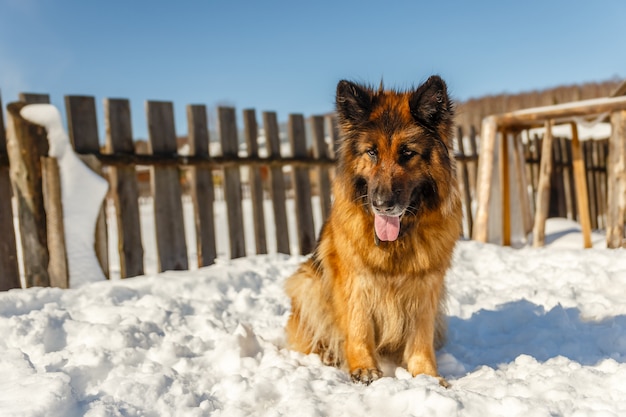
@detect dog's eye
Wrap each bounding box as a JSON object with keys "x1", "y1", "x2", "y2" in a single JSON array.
[
  {"x1": 366, "y1": 148, "x2": 378, "y2": 159},
  {"x1": 399, "y1": 148, "x2": 418, "y2": 162}
]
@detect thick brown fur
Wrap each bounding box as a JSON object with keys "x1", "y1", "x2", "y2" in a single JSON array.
[{"x1": 285, "y1": 75, "x2": 462, "y2": 386}]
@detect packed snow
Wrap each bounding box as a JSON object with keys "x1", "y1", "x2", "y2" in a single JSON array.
[{"x1": 3, "y1": 104, "x2": 626, "y2": 416}]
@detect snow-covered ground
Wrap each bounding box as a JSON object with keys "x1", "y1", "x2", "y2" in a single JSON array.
[
  {"x1": 3, "y1": 104, "x2": 626, "y2": 416},
  {"x1": 1, "y1": 217, "x2": 625, "y2": 416}
]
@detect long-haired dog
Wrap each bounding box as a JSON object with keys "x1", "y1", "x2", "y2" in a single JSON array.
[{"x1": 285, "y1": 75, "x2": 461, "y2": 386}]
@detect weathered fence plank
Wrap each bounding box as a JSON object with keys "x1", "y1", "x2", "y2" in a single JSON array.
[
  {"x1": 263, "y1": 111, "x2": 290, "y2": 255},
  {"x1": 146, "y1": 101, "x2": 188, "y2": 271},
  {"x1": 311, "y1": 115, "x2": 332, "y2": 222},
  {"x1": 218, "y1": 106, "x2": 246, "y2": 258},
  {"x1": 187, "y1": 104, "x2": 217, "y2": 266},
  {"x1": 243, "y1": 108, "x2": 267, "y2": 254},
  {"x1": 41, "y1": 156, "x2": 69, "y2": 288},
  {"x1": 6, "y1": 101, "x2": 50, "y2": 287},
  {"x1": 0, "y1": 92, "x2": 20, "y2": 290},
  {"x1": 65, "y1": 95, "x2": 109, "y2": 278},
  {"x1": 289, "y1": 114, "x2": 315, "y2": 255},
  {"x1": 105, "y1": 98, "x2": 144, "y2": 277}
]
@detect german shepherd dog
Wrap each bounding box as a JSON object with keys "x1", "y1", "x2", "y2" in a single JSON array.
[{"x1": 285, "y1": 75, "x2": 461, "y2": 386}]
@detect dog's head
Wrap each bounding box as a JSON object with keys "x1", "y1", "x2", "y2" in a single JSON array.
[{"x1": 335, "y1": 75, "x2": 457, "y2": 242}]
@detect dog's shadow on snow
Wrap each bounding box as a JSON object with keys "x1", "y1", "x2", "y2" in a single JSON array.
[{"x1": 442, "y1": 300, "x2": 626, "y2": 376}]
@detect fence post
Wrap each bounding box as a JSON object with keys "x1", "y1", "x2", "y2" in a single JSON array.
[
  {"x1": 263, "y1": 111, "x2": 290, "y2": 255},
  {"x1": 105, "y1": 98, "x2": 144, "y2": 277},
  {"x1": 289, "y1": 114, "x2": 315, "y2": 255},
  {"x1": 218, "y1": 106, "x2": 246, "y2": 259},
  {"x1": 187, "y1": 104, "x2": 217, "y2": 266},
  {"x1": 0, "y1": 92, "x2": 20, "y2": 290},
  {"x1": 65, "y1": 95, "x2": 109, "y2": 277},
  {"x1": 606, "y1": 110, "x2": 626, "y2": 248},
  {"x1": 243, "y1": 109, "x2": 267, "y2": 254},
  {"x1": 146, "y1": 101, "x2": 188, "y2": 271},
  {"x1": 6, "y1": 101, "x2": 51, "y2": 287}
]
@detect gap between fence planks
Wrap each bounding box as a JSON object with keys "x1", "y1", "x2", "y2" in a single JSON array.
[{"x1": 147, "y1": 101, "x2": 188, "y2": 271}]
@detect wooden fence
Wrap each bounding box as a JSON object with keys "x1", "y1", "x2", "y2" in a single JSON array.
[
  {"x1": 0, "y1": 91, "x2": 616, "y2": 291},
  {"x1": 0, "y1": 92, "x2": 339, "y2": 290}
]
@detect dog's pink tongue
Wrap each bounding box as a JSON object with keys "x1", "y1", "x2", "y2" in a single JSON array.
[{"x1": 374, "y1": 214, "x2": 400, "y2": 242}]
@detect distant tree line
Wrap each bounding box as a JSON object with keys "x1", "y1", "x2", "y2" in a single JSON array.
[{"x1": 455, "y1": 78, "x2": 623, "y2": 134}]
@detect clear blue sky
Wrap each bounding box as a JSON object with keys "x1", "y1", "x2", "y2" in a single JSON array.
[{"x1": 1, "y1": 0, "x2": 624, "y2": 140}]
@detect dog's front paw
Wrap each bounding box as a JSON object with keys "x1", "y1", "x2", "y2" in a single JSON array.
[{"x1": 350, "y1": 367, "x2": 382, "y2": 385}]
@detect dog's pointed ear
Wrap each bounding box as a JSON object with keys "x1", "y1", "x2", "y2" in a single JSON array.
[
  {"x1": 336, "y1": 80, "x2": 373, "y2": 127},
  {"x1": 409, "y1": 76, "x2": 453, "y2": 132}
]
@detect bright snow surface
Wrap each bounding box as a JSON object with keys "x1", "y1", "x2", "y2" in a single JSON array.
[{"x1": 1, "y1": 222, "x2": 626, "y2": 416}]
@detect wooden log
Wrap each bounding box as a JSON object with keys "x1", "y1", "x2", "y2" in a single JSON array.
[
  {"x1": 146, "y1": 101, "x2": 188, "y2": 270},
  {"x1": 41, "y1": 157, "x2": 69, "y2": 288},
  {"x1": 493, "y1": 95, "x2": 626, "y2": 128},
  {"x1": 218, "y1": 106, "x2": 245, "y2": 259},
  {"x1": 187, "y1": 104, "x2": 217, "y2": 266},
  {"x1": 263, "y1": 111, "x2": 290, "y2": 255},
  {"x1": 532, "y1": 120, "x2": 554, "y2": 247},
  {"x1": 606, "y1": 110, "x2": 626, "y2": 248},
  {"x1": 569, "y1": 122, "x2": 592, "y2": 248},
  {"x1": 310, "y1": 115, "x2": 332, "y2": 222},
  {"x1": 65, "y1": 95, "x2": 109, "y2": 278},
  {"x1": 6, "y1": 102, "x2": 50, "y2": 287},
  {"x1": 243, "y1": 109, "x2": 267, "y2": 254},
  {"x1": 0, "y1": 92, "x2": 21, "y2": 290},
  {"x1": 472, "y1": 116, "x2": 497, "y2": 242},
  {"x1": 456, "y1": 126, "x2": 473, "y2": 238},
  {"x1": 289, "y1": 114, "x2": 315, "y2": 255},
  {"x1": 105, "y1": 98, "x2": 144, "y2": 277}
]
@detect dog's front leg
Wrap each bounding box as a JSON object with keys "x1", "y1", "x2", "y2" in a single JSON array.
[
  {"x1": 404, "y1": 275, "x2": 448, "y2": 387},
  {"x1": 342, "y1": 298, "x2": 382, "y2": 385}
]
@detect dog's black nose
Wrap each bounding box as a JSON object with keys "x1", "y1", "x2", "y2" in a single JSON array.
[{"x1": 372, "y1": 194, "x2": 397, "y2": 213}]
